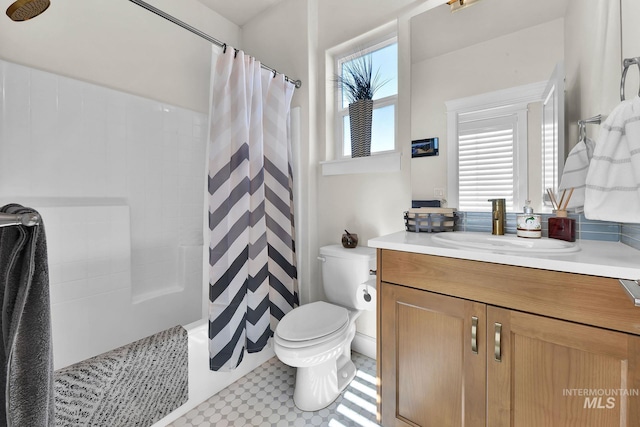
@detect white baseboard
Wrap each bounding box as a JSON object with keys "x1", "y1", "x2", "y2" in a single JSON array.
[{"x1": 352, "y1": 332, "x2": 376, "y2": 360}]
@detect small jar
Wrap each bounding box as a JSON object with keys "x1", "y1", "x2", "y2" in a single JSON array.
[
  {"x1": 548, "y1": 210, "x2": 576, "y2": 242},
  {"x1": 516, "y1": 204, "x2": 541, "y2": 238}
]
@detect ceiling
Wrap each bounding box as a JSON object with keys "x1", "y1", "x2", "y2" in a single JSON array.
[
  {"x1": 411, "y1": 0, "x2": 570, "y2": 63},
  {"x1": 197, "y1": 0, "x2": 285, "y2": 26}
]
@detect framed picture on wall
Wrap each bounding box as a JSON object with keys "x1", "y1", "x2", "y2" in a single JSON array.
[{"x1": 411, "y1": 137, "x2": 439, "y2": 158}]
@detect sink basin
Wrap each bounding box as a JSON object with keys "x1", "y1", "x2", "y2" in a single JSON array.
[{"x1": 431, "y1": 232, "x2": 580, "y2": 254}]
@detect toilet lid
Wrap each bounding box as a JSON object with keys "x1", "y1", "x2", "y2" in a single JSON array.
[{"x1": 276, "y1": 301, "x2": 349, "y2": 342}]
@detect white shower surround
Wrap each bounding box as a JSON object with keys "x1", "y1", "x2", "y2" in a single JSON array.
[{"x1": 0, "y1": 58, "x2": 206, "y2": 368}]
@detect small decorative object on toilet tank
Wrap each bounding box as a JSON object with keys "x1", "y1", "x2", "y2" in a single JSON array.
[
  {"x1": 342, "y1": 230, "x2": 358, "y2": 248},
  {"x1": 516, "y1": 201, "x2": 541, "y2": 238}
]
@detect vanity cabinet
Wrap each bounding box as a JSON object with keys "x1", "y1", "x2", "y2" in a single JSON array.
[
  {"x1": 377, "y1": 249, "x2": 640, "y2": 427},
  {"x1": 379, "y1": 283, "x2": 486, "y2": 426}
]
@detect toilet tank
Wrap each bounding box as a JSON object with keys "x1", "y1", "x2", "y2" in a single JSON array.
[{"x1": 319, "y1": 245, "x2": 376, "y2": 308}]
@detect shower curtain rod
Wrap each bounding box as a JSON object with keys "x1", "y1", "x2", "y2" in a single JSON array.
[
  {"x1": 0, "y1": 212, "x2": 40, "y2": 228},
  {"x1": 128, "y1": 0, "x2": 302, "y2": 89}
]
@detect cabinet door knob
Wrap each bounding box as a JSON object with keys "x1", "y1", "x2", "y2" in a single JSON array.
[
  {"x1": 471, "y1": 316, "x2": 478, "y2": 354},
  {"x1": 494, "y1": 322, "x2": 502, "y2": 362}
]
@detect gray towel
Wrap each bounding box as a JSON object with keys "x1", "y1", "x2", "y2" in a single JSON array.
[{"x1": 0, "y1": 204, "x2": 54, "y2": 427}]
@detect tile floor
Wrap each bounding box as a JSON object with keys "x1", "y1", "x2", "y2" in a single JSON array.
[{"x1": 169, "y1": 352, "x2": 380, "y2": 427}]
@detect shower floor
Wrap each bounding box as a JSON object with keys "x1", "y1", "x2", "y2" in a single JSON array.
[{"x1": 168, "y1": 352, "x2": 380, "y2": 427}]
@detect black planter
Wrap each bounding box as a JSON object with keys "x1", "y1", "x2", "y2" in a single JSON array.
[{"x1": 348, "y1": 99, "x2": 373, "y2": 158}]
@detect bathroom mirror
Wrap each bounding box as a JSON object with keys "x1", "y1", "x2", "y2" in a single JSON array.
[{"x1": 409, "y1": 0, "x2": 621, "y2": 213}]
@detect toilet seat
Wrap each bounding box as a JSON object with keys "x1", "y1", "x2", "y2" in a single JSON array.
[{"x1": 275, "y1": 301, "x2": 350, "y2": 349}]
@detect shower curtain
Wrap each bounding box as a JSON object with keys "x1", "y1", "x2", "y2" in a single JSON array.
[{"x1": 207, "y1": 47, "x2": 298, "y2": 371}]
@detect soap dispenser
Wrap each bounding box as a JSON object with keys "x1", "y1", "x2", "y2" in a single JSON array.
[{"x1": 516, "y1": 201, "x2": 541, "y2": 238}]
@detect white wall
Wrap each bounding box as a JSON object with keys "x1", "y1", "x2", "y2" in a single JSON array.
[
  {"x1": 621, "y1": 0, "x2": 640, "y2": 103},
  {"x1": 0, "y1": 0, "x2": 240, "y2": 113},
  {"x1": 317, "y1": 0, "x2": 423, "y2": 50},
  {"x1": 410, "y1": 19, "x2": 564, "y2": 205},
  {"x1": 564, "y1": 0, "x2": 621, "y2": 148}
]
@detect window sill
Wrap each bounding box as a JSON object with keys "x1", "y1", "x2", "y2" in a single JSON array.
[{"x1": 320, "y1": 151, "x2": 402, "y2": 176}]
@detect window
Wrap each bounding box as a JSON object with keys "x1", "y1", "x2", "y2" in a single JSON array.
[
  {"x1": 457, "y1": 111, "x2": 526, "y2": 212},
  {"x1": 446, "y1": 82, "x2": 547, "y2": 212},
  {"x1": 336, "y1": 38, "x2": 398, "y2": 157}
]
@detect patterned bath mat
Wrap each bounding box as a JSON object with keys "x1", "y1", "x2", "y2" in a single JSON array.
[{"x1": 54, "y1": 325, "x2": 188, "y2": 427}]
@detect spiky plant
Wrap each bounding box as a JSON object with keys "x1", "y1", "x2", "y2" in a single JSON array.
[{"x1": 335, "y1": 52, "x2": 388, "y2": 104}]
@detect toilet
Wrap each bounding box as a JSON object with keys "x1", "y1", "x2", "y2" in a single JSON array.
[{"x1": 274, "y1": 244, "x2": 376, "y2": 411}]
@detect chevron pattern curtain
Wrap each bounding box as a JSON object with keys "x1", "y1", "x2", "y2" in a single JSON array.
[{"x1": 207, "y1": 48, "x2": 298, "y2": 371}]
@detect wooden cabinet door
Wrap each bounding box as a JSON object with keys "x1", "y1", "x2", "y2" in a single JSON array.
[
  {"x1": 487, "y1": 306, "x2": 640, "y2": 427},
  {"x1": 379, "y1": 282, "x2": 486, "y2": 427}
]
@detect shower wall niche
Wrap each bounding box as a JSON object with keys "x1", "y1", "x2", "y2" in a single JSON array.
[{"x1": 0, "y1": 58, "x2": 206, "y2": 368}]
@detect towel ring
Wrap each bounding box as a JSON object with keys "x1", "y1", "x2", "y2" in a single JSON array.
[{"x1": 620, "y1": 57, "x2": 640, "y2": 101}]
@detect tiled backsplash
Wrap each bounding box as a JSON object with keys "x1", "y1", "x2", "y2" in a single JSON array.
[
  {"x1": 455, "y1": 211, "x2": 640, "y2": 250},
  {"x1": 621, "y1": 223, "x2": 640, "y2": 250}
]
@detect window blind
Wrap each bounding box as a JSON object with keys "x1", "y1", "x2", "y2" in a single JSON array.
[{"x1": 458, "y1": 115, "x2": 518, "y2": 212}]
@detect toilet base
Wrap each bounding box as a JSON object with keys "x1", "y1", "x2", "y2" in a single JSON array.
[{"x1": 293, "y1": 353, "x2": 356, "y2": 411}]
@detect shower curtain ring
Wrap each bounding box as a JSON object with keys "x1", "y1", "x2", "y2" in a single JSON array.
[
  {"x1": 234, "y1": 49, "x2": 238, "y2": 59},
  {"x1": 273, "y1": 69, "x2": 277, "y2": 78},
  {"x1": 222, "y1": 43, "x2": 227, "y2": 53}
]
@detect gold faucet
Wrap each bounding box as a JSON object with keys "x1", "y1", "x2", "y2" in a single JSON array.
[{"x1": 488, "y1": 199, "x2": 505, "y2": 235}]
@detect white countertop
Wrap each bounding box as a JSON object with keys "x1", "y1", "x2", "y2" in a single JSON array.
[{"x1": 368, "y1": 231, "x2": 640, "y2": 280}]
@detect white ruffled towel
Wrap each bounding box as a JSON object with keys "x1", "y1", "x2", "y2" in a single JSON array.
[
  {"x1": 584, "y1": 96, "x2": 640, "y2": 223},
  {"x1": 559, "y1": 136, "x2": 595, "y2": 209}
]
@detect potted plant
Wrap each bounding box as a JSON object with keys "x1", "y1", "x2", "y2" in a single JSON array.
[{"x1": 335, "y1": 52, "x2": 388, "y2": 158}]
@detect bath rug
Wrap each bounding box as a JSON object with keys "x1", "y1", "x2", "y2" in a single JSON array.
[{"x1": 54, "y1": 325, "x2": 188, "y2": 427}]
